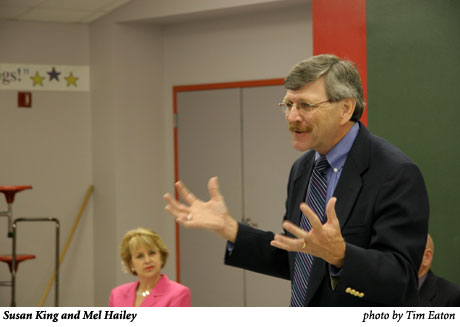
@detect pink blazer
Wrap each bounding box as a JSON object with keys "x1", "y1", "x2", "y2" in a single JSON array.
[{"x1": 109, "y1": 274, "x2": 191, "y2": 307}]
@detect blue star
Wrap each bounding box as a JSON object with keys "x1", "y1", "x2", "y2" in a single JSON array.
[{"x1": 47, "y1": 67, "x2": 61, "y2": 81}]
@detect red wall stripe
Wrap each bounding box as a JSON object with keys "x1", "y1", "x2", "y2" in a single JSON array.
[
  {"x1": 173, "y1": 78, "x2": 284, "y2": 93},
  {"x1": 313, "y1": 0, "x2": 368, "y2": 125}
]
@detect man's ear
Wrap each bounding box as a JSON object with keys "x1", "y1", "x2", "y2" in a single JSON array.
[
  {"x1": 340, "y1": 98, "x2": 356, "y2": 124},
  {"x1": 424, "y1": 248, "x2": 433, "y2": 267}
]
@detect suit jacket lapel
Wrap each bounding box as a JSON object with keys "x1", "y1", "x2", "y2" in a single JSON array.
[
  {"x1": 290, "y1": 151, "x2": 315, "y2": 227},
  {"x1": 140, "y1": 274, "x2": 167, "y2": 307},
  {"x1": 126, "y1": 281, "x2": 138, "y2": 307},
  {"x1": 333, "y1": 123, "x2": 369, "y2": 229}
]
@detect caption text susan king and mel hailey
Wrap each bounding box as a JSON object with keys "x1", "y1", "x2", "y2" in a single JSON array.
[{"x1": 3, "y1": 310, "x2": 136, "y2": 323}]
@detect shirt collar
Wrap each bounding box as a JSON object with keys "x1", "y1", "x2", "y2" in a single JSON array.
[
  {"x1": 315, "y1": 122, "x2": 360, "y2": 170},
  {"x1": 418, "y1": 273, "x2": 428, "y2": 290}
]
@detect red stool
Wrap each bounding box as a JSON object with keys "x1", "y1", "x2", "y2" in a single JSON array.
[
  {"x1": 0, "y1": 254, "x2": 36, "y2": 273},
  {"x1": 0, "y1": 186, "x2": 32, "y2": 237},
  {"x1": 0, "y1": 254, "x2": 36, "y2": 289},
  {"x1": 0, "y1": 185, "x2": 32, "y2": 203}
]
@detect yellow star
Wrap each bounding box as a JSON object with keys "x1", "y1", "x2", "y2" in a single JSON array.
[
  {"x1": 64, "y1": 72, "x2": 79, "y2": 87},
  {"x1": 30, "y1": 71, "x2": 45, "y2": 87}
]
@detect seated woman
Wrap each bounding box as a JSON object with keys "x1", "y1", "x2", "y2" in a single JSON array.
[{"x1": 109, "y1": 227, "x2": 191, "y2": 307}]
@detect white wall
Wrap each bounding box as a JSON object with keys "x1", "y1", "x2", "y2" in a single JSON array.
[
  {"x1": 0, "y1": 21, "x2": 93, "y2": 306},
  {"x1": 0, "y1": 0, "x2": 312, "y2": 306}
]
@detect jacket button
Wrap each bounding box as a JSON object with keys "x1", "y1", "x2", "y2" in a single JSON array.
[{"x1": 345, "y1": 287, "x2": 351, "y2": 294}]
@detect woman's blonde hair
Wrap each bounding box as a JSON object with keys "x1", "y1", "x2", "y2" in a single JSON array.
[{"x1": 119, "y1": 227, "x2": 169, "y2": 276}]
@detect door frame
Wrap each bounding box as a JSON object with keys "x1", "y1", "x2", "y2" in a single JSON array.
[{"x1": 172, "y1": 78, "x2": 284, "y2": 282}]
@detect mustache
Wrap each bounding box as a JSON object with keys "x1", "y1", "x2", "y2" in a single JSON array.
[{"x1": 289, "y1": 123, "x2": 312, "y2": 133}]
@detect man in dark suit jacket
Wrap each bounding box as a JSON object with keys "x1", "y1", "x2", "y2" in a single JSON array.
[
  {"x1": 164, "y1": 54, "x2": 429, "y2": 306},
  {"x1": 418, "y1": 234, "x2": 460, "y2": 306}
]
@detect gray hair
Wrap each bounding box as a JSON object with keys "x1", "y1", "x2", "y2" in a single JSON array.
[{"x1": 284, "y1": 54, "x2": 365, "y2": 122}]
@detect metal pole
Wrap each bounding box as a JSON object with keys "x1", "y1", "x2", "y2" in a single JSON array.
[
  {"x1": 0, "y1": 203, "x2": 14, "y2": 238},
  {"x1": 11, "y1": 221, "x2": 17, "y2": 306},
  {"x1": 12, "y1": 217, "x2": 60, "y2": 306},
  {"x1": 7, "y1": 203, "x2": 13, "y2": 237},
  {"x1": 54, "y1": 219, "x2": 60, "y2": 306}
]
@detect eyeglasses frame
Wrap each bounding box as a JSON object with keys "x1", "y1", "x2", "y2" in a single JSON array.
[{"x1": 278, "y1": 99, "x2": 331, "y2": 115}]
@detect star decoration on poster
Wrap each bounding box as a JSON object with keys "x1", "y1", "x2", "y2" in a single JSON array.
[
  {"x1": 30, "y1": 71, "x2": 45, "y2": 87},
  {"x1": 64, "y1": 72, "x2": 78, "y2": 87},
  {"x1": 47, "y1": 67, "x2": 61, "y2": 81},
  {"x1": 1, "y1": 63, "x2": 89, "y2": 91}
]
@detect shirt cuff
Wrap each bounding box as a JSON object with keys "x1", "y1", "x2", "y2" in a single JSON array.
[
  {"x1": 329, "y1": 264, "x2": 342, "y2": 290},
  {"x1": 226, "y1": 241, "x2": 235, "y2": 255},
  {"x1": 330, "y1": 264, "x2": 342, "y2": 277}
]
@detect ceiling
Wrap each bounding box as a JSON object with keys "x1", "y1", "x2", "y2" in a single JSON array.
[{"x1": 0, "y1": 0, "x2": 132, "y2": 24}]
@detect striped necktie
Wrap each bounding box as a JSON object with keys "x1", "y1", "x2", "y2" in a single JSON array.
[{"x1": 290, "y1": 155, "x2": 329, "y2": 306}]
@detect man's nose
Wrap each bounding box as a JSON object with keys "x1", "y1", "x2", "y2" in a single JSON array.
[{"x1": 286, "y1": 106, "x2": 303, "y2": 122}]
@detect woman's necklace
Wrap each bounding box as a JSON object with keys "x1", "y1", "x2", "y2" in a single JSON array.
[
  {"x1": 136, "y1": 288, "x2": 152, "y2": 297},
  {"x1": 136, "y1": 275, "x2": 160, "y2": 298}
]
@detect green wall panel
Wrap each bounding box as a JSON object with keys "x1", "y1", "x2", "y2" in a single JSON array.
[{"x1": 367, "y1": 0, "x2": 460, "y2": 283}]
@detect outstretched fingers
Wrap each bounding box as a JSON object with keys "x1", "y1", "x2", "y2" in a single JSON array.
[
  {"x1": 175, "y1": 180, "x2": 198, "y2": 205},
  {"x1": 300, "y1": 203, "x2": 322, "y2": 230},
  {"x1": 270, "y1": 233, "x2": 305, "y2": 252},
  {"x1": 325, "y1": 197, "x2": 339, "y2": 226},
  {"x1": 208, "y1": 177, "x2": 222, "y2": 201},
  {"x1": 270, "y1": 221, "x2": 308, "y2": 252},
  {"x1": 282, "y1": 220, "x2": 306, "y2": 239},
  {"x1": 163, "y1": 193, "x2": 190, "y2": 218}
]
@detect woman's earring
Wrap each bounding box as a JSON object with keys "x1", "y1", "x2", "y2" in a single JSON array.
[{"x1": 131, "y1": 266, "x2": 135, "y2": 272}]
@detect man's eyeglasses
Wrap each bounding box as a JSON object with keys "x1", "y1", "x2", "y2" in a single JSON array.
[{"x1": 278, "y1": 99, "x2": 331, "y2": 115}]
